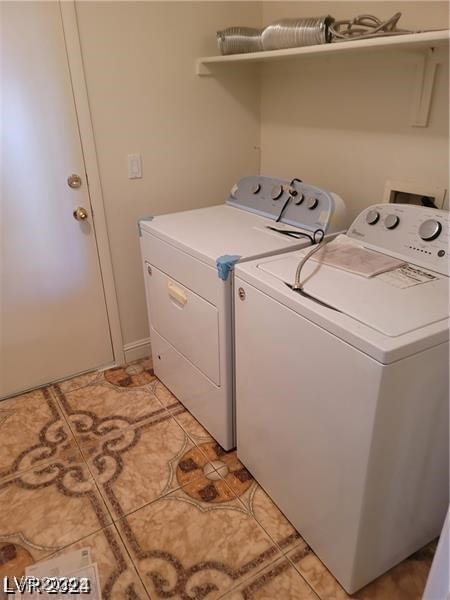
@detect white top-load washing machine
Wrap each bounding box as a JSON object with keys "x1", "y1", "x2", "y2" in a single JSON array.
[
  {"x1": 233, "y1": 203, "x2": 449, "y2": 593},
  {"x1": 139, "y1": 176, "x2": 347, "y2": 449}
]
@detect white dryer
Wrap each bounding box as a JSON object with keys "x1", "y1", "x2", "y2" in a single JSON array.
[
  {"x1": 234, "y1": 203, "x2": 449, "y2": 593},
  {"x1": 139, "y1": 176, "x2": 347, "y2": 449}
]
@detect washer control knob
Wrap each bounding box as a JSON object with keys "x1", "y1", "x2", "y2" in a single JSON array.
[
  {"x1": 271, "y1": 184, "x2": 284, "y2": 200},
  {"x1": 230, "y1": 184, "x2": 239, "y2": 198},
  {"x1": 419, "y1": 219, "x2": 442, "y2": 241},
  {"x1": 295, "y1": 193, "x2": 305, "y2": 206},
  {"x1": 251, "y1": 183, "x2": 261, "y2": 194},
  {"x1": 366, "y1": 210, "x2": 380, "y2": 225},
  {"x1": 306, "y1": 197, "x2": 319, "y2": 210},
  {"x1": 384, "y1": 214, "x2": 400, "y2": 230}
]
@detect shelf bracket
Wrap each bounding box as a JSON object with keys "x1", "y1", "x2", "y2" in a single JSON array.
[
  {"x1": 411, "y1": 47, "x2": 440, "y2": 128},
  {"x1": 197, "y1": 60, "x2": 213, "y2": 76}
]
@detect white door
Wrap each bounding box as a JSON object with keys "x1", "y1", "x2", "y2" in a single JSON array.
[{"x1": 0, "y1": 1, "x2": 114, "y2": 398}]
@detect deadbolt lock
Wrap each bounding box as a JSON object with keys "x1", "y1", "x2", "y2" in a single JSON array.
[
  {"x1": 68, "y1": 174, "x2": 82, "y2": 189},
  {"x1": 238, "y1": 287, "x2": 246, "y2": 301}
]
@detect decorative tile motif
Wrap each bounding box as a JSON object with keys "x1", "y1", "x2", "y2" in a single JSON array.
[
  {"x1": 222, "y1": 555, "x2": 318, "y2": 599},
  {"x1": 0, "y1": 461, "x2": 111, "y2": 582},
  {"x1": 54, "y1": 381, "x2": 164, "y2": 446},
  {"x1": 0, "y1": 541, "x2": 35, "y2": 583},
  {"x1": 117, "y1": 484, "x2": 284, "y2": 600},
  {"x1": 205, "y1": 446, "x2": 254, "y2": 497},
  {"x1": 152, "y1": 380, "x2": 178, "y2": 407},
  {"x1": 287, "y1": 544, "x2": 350, "y2": 599},
  {"x1": 177, "y1": 443, "x2": 253, "y2": 505},
  {"x1": 0, "y1": 389, "x2": 80, "y2": 482},
  {"x1": 238, "y1": 484, "x2": 302, "y2": 556},
  {"x1": 83, "y1": 416, "x2": 197, "y2": 520},
  {"x1": 104, "y1": 358, "x2": 155, "y2": 388},
  {"x1": 49, "y1": 525, "x2": 149, "y2": 599}
]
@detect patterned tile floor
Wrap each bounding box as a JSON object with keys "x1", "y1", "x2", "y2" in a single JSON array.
[{"x1": 0, "y1": 358, "x2": 436, "y2": 599}]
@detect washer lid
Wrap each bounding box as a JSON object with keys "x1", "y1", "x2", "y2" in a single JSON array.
[{"x1": 258, "y1": 251, "x2": 449, "y2": 337}]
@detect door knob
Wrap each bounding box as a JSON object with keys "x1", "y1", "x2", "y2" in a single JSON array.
[
  {"x1": 73, "y1": 207, "x2": 88, "y2": 221},
  {"x1": 67, "y1": 174, "x2": 82, "y2": 189}
]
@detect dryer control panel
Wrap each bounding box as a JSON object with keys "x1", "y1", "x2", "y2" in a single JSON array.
[
  {"x1": 348, "y1": 203, "x2": 449, "y2": 276},
  {"x1": 225, "y1": 176, "x2": 347, "y2": 234}
]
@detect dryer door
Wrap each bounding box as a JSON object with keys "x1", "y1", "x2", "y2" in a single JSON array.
[{"x1": 145, "y1": 263, "x2": 220, "y2": 385}]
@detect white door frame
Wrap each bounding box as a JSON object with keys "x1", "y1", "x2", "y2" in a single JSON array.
[{"x1": 59, "y1": 1, "x2": 125, "y2": 365}]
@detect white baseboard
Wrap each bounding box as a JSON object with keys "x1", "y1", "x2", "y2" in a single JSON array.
[{"x1": 123, "y1": 337, "x2": 152, "y2": 363}]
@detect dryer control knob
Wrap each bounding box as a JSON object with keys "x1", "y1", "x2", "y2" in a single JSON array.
[
  {"x1": 251, "y1": 183, "x2": 261, "y2": 194},
  {"x1": 384, "y1": 214, "x2": 400, "y2": 230},
  {"x1": 271, "y1": 184, "x2": 284, "y2": 200},
  {"x1": 295, "y1": 193, "x2": 305, "y2": 206},
  {"x1": 419, "y1": 219, "x2": 442, "y2": 241},
  {"x1": 306, "y1": 197, "x2": 319, "y2": 210},
  {"x1": 231, "y1": 184, "x2": 239, "y2": 198},
  {"x1": 366, "y1": 210, "x2": 380, "y2": 225}
]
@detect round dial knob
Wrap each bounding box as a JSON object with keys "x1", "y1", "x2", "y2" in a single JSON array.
[
  {"x1": 366, "y1": 210, "x2": 380, "y2": 225},
  {"x1": 230, "y1": 184, "x2": 239, "y2": 198},
  {"x1": 419, "y1": 219, "x2": 442, "y2": 241},
  {"x1": 384, "y1": 214, "x2": 400, "y2": 230},
  {"x1": 271, "y1": 184, "x2": 284, "y2": 200},
  {"x1": 295, "y1": 193, "x2": 304, "y2": 206},
  {"x1": 251, "y1": 183, "x2": 261, "y2": 194},
  {"x1": 306, "y1": 197, "x2": 319, "y2": 210}
]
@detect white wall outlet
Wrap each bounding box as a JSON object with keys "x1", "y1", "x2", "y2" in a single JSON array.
[
  {"x1": 128, "y1": 154, "x2": 142, "y2": 179},
  {"x1": 383, "y1": 179, "x2": 447, "y2": 209}
]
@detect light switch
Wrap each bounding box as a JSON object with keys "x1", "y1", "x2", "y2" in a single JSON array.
[{"x1": 128, "y1": 154, "x2": 142, "y2": 179}]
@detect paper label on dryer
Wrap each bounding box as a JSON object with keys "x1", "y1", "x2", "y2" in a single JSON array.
[{"x1": 377, "y1": 265, "x2": 438, "y2": 288}]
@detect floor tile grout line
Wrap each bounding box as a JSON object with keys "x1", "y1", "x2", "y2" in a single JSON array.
[
  {"x1": 284, "y1": 551, "x2": 324, "y2": 600},
  {"x1": 109, "y1": 520, "x2": 153, "y2": 600},
  {"x1": 49, "y1": 384, "x2": 119, "y2": 528},
  {"x1": 214, "y1": 549, "x2": 321, "y2": 600},
  {"x1": 104, "y1": 469, "x2": 211, "y2": 525},
  {"x1": 112, "y1": 488, "x2": 289, "y2": 600},
  {"x1": 53, "y1": 381, "x2": 176, "y2": 456},
  {"x1": 213, "y1": 536, "x2": 291, "y2": 600},
  {"x1": 50, "y1": 373, "x2": 104, "y2": 396},
  {"x1": 112, "y1": 515, "x2": 157, "y2": 600},
  {"x1": 218, "y1": 469, "x2": 310, "y2": 560},
  {"x1": 46, "y1": 522, "x2": 154, "y2": 600},
  {"x1": 0, "y1": 387, "x2": 85, "y2": 486},
  {"x1": 53, "y1": 356, "x2": 154, "y2": 397},
  {"x1": 162, "y1": 405, "x2": 230, "y2": 477},
  {"x1": 213, "y1": 475, "x2": 320, "y2": 600}
]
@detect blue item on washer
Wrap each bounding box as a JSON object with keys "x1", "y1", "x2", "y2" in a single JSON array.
[{"x1": 216, "y1": 255, "x2": 241, "y2": 281}]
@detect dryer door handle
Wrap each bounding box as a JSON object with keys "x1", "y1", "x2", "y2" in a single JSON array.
[{"x1": 167, "y1": 281, "x2": 188, "y2": 307}]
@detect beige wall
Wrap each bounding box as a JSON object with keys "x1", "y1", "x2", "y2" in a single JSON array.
[
  {"x1": 75, "y1": 1, "x2": 261, "y2": 350},
  {"x1": 260, "y1": 2, "x2": 449, "y2": 220},
  {"x1": 77, "y1": 1, "x2": 449, "y2": 355}
]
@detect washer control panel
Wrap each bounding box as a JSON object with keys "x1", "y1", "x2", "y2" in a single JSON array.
[
  {"x1": 226, "y1": 176, "x2": 346, "y2": 234},
  {"x1": 349, "y1": 203, "x2": 449, "y2": 275}
]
